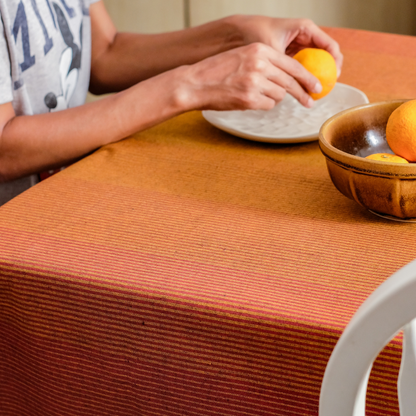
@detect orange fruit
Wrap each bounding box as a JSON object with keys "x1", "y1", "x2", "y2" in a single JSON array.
[
  {"x1": 386, "y1": 100, "x2": 416, "y2": 162},
  {"x1": 365, "y1": 153, "x2": 409, "y2": 163},
  {"x1": 293, "y1": 48, "x2": 337, "y2": 100}
]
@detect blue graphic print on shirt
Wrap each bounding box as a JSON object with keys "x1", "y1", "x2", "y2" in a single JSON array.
[
  {"x1": 4, "y1": 0, "x2": 93, "y2": 113},
  {"x1": 0, "y1": 0, "x2": 96, "y2": 114},
  {"x1": 44, "y1": 2, "x2": 82, "y2": 111},
  {"x1": 12, "y1": 0, "x2": 81, "y2": 90}
]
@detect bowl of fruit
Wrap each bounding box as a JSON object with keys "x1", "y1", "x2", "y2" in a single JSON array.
[{"x1": 319, "y1": 99, "x2": 416, "y2": 221}]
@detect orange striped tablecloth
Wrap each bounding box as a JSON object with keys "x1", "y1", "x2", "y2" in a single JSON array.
[{"x1": 2, "y1": 28, "x2": 416, "y2": 416}]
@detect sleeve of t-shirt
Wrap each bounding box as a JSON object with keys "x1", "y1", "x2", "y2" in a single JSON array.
[{"x1": 0, "y1": 15, "x2": 13, "y2": 105}]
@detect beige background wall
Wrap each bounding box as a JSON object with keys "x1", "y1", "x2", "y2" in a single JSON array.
[
  {"x1": 189, "y1": 0, "x2": 416, "y2": 35},
  {"x1": 102, "y1": 0, "x2": 185, "y2": 33},
  {"x1": 102, "y1": 0, "x2": 416, "y2": 36}
]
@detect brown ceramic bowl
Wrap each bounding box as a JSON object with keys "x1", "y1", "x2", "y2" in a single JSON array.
[{"x1": 319, "y1": 99, "x2": 416, "y2": 220}]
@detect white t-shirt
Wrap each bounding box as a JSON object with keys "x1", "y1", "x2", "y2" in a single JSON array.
[{"x1": 0, "y1": 0, "x2": 99, "y2": 205}]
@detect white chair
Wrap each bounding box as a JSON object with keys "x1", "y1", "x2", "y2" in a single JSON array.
[{"x1": 319, "y1": 259, "x2": 416, "y2": 416}]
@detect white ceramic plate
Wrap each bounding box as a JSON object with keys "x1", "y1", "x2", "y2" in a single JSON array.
[{"x1": 202, "y1": 83, "x2": 369, "y2": 144}]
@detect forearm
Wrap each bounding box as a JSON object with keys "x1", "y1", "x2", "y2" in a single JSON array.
[
  {"x1": 0, "y1": 10, "x2": 341, "y2": 182},
  {"x1": 0, "y1": 68, "x2": 188, "y2": 182},
  {"x1": 90, "y1": 16, "x2": 244, "y2": 94}
]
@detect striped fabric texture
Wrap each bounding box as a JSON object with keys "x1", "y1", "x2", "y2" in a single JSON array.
[{"x1": 1, "y1": 27, "x2": 416, "y2": 415}]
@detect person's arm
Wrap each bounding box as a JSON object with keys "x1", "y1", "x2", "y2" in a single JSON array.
[
  {"x1": 0, "y1": 3, "x2": 342, "y2": 182},
  {"x1": 0, "y1": 69, "x2": 186, "y2": 182},
  {"x1": 89, "y1": 3, "x2": 343, "y2": 94},
  {"x1": 0, "y1": 38, "x2": 324, "y2": 182}
]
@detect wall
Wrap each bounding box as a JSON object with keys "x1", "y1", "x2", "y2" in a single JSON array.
[
  {"x1": 102, "y1": 0, "x2": 185, "y2": 33},
  {"x1": 102, "y1": 0, "x2": 416, "y2": 36},
  {"x1": 189, "y1": 0, "x2": 416, "y2": 36}
]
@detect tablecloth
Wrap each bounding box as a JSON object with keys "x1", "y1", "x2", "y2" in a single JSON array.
[{"x1": 2, "y1": 27, "x2": 416, "y2": 415}]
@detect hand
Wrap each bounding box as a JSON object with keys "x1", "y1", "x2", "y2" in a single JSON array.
[
  {"x1": 228, "y1": 16, "x2": 343, "y2": 76},
  {"x1": 177, "y1": 42, "x2": 323, "y2": 112}
]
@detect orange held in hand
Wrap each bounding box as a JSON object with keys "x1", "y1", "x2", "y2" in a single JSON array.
[
  {"x1": 386, "y1": 100, "x2": 416, "y2": 162},
  {"x1": 293, "y1": 48, "x2": 337, "y2": 100},
  {"x1": 365, "y1": 153, "x2": 409, "y2": 163}
]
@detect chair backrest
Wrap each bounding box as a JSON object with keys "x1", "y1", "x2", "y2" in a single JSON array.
[{"x1": 319, "y1": 259, "x2": 416, "y2": 416}]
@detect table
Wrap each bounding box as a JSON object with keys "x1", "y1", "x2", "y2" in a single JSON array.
[{"x1": 2, "y1": 27, "x2": 416, "y2": 416}]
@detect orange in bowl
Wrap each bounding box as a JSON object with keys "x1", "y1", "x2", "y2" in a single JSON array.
[
  {"x1": 386, "y1": 99, "x2": 416, "y2": 162},
  {"x1": 365, "y1": 153, "x2": 409, "y2": 163},
  {"x1": 293, "y1": 48, "x2": 338, "y2": 100}
]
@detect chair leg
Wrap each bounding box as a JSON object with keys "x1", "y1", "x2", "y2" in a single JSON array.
[
  {"x1": 398, "y1": 318, "x2": 416, "y2": 415},
  {"x1": 352, "y1": 365, "x2": 372, "y2": 416}
]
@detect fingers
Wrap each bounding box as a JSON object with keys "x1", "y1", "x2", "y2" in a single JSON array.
[
  {"x1": 242, "y1": 44, "x2": 321, "y2": 108},
  {"x1": 247, "y1": 69, "x2": 315, "y2": 110},
  {"x1": 260, "y1": 50, "x2": 322, "y2": 107},
  {"x1": 261, "y1": 68, "x2": 312, "y2": 108},
  {"x1": 262, "y1": 79, "x2": 314, "y2": 109},
  {"x1": 298, "y1": 20, "x2": 344, "y2": 75}
]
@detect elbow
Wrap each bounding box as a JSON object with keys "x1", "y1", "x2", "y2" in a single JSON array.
[
  {"x1": 0, "y1": 129, "x2": 26, "y2": 183},
  {"x1": 0, "y1": 120, "x2": 23, "y2": 183},
  {"x1": 0, "y1": 148, "x2": 22, "y2": 183},
  {"x1": 0, "y1": 156, "x2": 37, "y2": 183},
  {"x1": 89, "y1": 72, "x2": 108, "y2": 95},
  {"x1": 89, "y1": 69, "x2": 117, "y2": 95},
  {"x1": 0, "y1": 105, "x2": 18, "y2": 183},
  {"x1": 0, "y1": 163, "x2": 16, "y2": 184},
  {"x1": 0, "y1": 166, "x2": 6, "y2": 183}
]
